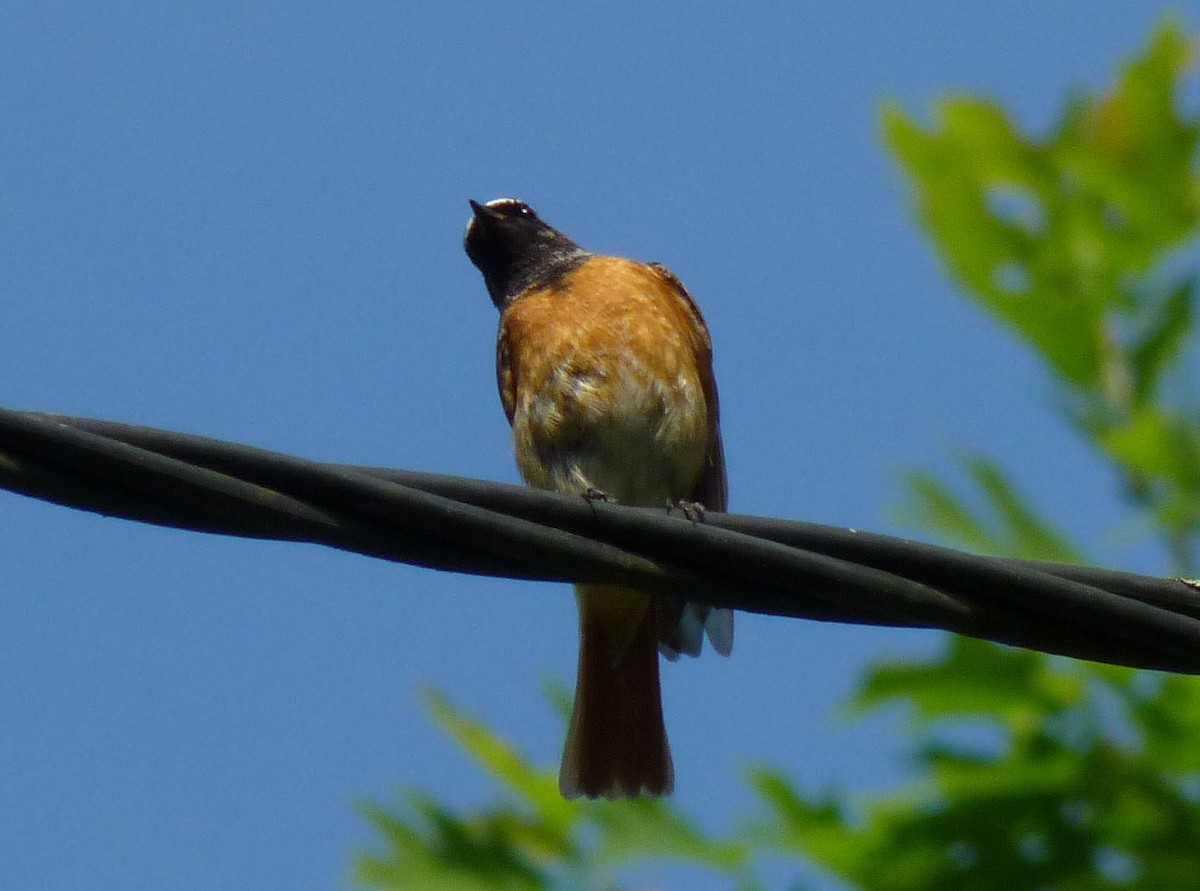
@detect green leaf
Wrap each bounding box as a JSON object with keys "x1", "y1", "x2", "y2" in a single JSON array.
[
  {"x1": 883, "y1": 99, "x2": 1108, "y2": 388},
  {"x1": 357, "y1": 692, "x2": 753, "y2": 889},
  {"x1": 851, "y1": 636, "x2": 1084, "y2": 723},
  {"x1": 1129, "y1": 278, "x2": 1195, "y2": 404},
  {"x1": 884, "y1": 22, "x2": 1200, "y2": 396},
  {"x1": 747, "y1": 768, "x2": 876, "y2": 885},
  {"x1": 1063, "y1": 21, "x2": 1199, "y2": 246},
  {"x1": 894, "y1": 452, "x2": 1082, "y2": 562},
  {"x1": 892, "y1": 470, "x2": 997, "y2": 554},
  {"x1": 961, "y1": 455, "x2": 1083, "y2": 563},
  {"x1": 423, "y1": 690, "x2": 578, "y2": 834},
  {"x1": 1127, "y1": 673, "x2": 1200, "y2": 771},
  {"x1": 355, "y1": 794, "x2": 552, "y2": 891},
  {"x1": 587, "y1": 797, "x2": 750, "y2": 872},
  {"x1": 1098, "y1": 406, "x2": 1200, "y2": 493}
]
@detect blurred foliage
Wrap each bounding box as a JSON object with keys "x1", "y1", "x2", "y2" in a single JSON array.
[
  {"x1": 355, "y1": 22, "x2": 1200, "y2": 890},
  {"x1": 884, "y1": 21, "x2": 1200, "y2": 573},
  {"x1": 893, "y1": 452, "x2": 1083, "y2": 563},
  {"x1": 355, "y1": 690, "x2": 755, "y2": 890}
]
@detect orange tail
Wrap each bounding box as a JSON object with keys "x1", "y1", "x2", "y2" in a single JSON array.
[{"x1": 559, "y1": 584, "x2": 673, "y2": 799}]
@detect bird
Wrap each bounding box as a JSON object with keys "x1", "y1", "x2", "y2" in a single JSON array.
[{"x1": 464, "y1": 198, "x2": 732, "y2": 799}]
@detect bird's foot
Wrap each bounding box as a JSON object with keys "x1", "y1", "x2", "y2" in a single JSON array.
[{"x1": 669, "y1": 500, "x2": 707, "y2": 524}]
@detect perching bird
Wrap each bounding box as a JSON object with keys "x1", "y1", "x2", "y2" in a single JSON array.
[{"x1": 464, "y1": 198, "x2": 732, "y2": 798}]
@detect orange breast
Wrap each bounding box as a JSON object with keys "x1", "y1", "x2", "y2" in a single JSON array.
[{"x1": 497, "y1": 256, "x2": 713, "y2": 507}]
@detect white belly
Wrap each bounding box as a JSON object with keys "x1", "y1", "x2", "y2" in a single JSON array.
[{"x1": 516, "y1": 357, "x2": 708, "y2": 507}]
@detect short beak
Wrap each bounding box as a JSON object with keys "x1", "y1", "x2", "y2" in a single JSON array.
[{"x1": 468, "y1": 199, "x2": 497, "y2": 221}]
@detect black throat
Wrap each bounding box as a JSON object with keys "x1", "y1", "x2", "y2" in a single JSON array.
[
  {"x1": 465, "y1": 204, "x2": 592, "y2": 309},
  {"x1": 476, "y1": 239, "x2": 590, "y2": 309}
]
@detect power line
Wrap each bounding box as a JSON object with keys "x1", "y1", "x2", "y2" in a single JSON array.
[{"x1": 2, "y1": 407, "x2": 1197, "y2": 673}]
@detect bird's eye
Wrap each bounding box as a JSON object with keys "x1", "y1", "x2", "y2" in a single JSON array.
[{"x1": 483, "y1": 198, "x2": 538, "y2": 220}]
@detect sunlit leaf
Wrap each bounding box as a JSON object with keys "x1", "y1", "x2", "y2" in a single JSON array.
[
  {"x1": 885, "y1": 22, "x2": 1200, "y2": 398},
  {"x1": 962, "y1": 455, "x2": 1083, "y2": 562},
  {"x1": 587, "y1": 797, "x2": 749, "y2": 872},
  {"x1": 747, "y1": 768, "x2": 875, "y2": 884},
  {"x1": 1127, "y1": 673, "x2": 1200, "y2": 771},
  {"x1": 1098, "y1": 407, "x2": 1200, "y2": 492},
  {"x1": 895, "y1": 453, "x2": 1081, "y2": 562},
  {"x1": 892, "y1": 470, "x2": 997, "y2": 554},
  {"x1": 851, "y1": 636, "x2": 1084, "y2": 722},
  {"x1": 355, "y1": 794, "x2": 551, "y2": 891},
  {"x1": 1129, "y1": 279, "x2": 1195, "y2": 404},
  {"x1": 423, "y1": 690, "x2": 578, "y2": 834},
  {"x1": 883, "y1": 101, "x2": 1107, "y2": 387}
]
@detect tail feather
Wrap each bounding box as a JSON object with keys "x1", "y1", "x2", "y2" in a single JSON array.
[{"x1": 559, "y1": 584, "x2": 673, "y2": 799}]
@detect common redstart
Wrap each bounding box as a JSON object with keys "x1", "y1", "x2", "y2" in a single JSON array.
[{"x1": 464, "y1": 198, "x2": 732, "y2": 799}]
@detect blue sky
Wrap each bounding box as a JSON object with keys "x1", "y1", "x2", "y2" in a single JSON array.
[{"x1": 1, "y1": 4, "x2": 1193, "y2": 889}]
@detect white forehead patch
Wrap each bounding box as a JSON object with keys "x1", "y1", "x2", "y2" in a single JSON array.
[{"x1": 464, "y1": 197, "x2": 533, "y2": 237}]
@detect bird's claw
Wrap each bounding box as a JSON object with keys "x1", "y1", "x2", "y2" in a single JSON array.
[{"x1": 669, "y1": 500, "x2": 707, "y2": 524}]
